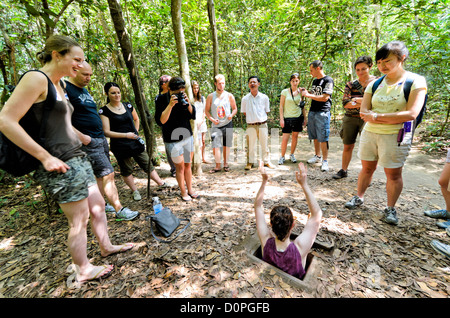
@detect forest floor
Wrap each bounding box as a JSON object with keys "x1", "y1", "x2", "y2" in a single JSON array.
[{"x1": 0, "y1": 130, "x2": 449, "y2": 299}]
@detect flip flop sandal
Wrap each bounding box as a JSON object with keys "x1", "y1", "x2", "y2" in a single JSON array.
[
  {"x1": 68, "y1": 264, "x2": 113, "y2": 283},
  {"x1": 209, "y1": 168, "x2": 221, "y2": 173},
  {"x1": 101, "y1": 243, "x2": 134, "y2": 257},
  {"x1": 86, "y1": 265, "x2": 114, "y2": 282},
  {"x1": 117, "y1": 243, "x2": 134, "y2": 253},
  {"x1": 181, "y1": 195, "x2": 192, "y2": 201},
  {"x1": 223, "y1": 166, "x2": 230, "y2": 172},
  {"x1": 188, "y1": 193, "x2": 200, "y2": 199}
]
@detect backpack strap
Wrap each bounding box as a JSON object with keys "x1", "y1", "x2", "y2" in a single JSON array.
[
  {"x1": 18, "y1": 70, "x2": 57, "y2": 144},
  {"x1": 371, "y1": 75, "x2": 386, "y2": 95},
  {"x1": 403, "y1": 78, "x2": 413, "y2": 102}
]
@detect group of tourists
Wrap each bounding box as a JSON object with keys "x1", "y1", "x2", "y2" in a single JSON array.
[{"x1": 0, "y1": 34, "x2": 448, "y2": 284}]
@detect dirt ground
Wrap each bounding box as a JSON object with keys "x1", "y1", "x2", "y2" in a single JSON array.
[{"x1": 0, "y1": 132, "x2": 449, "y2": 299}]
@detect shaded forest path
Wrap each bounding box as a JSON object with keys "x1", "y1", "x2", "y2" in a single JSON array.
[{"x1": 0, "y1": 132, "x2": 449, "y2": 298}]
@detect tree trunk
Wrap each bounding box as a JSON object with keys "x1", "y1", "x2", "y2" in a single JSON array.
[
  {"x1": 0, "y1": 21, "x2": 17, "y2": 86},
  {"x1": 171, "y1": 0, "x2": 202, "y2": 175},
  {"x1": 207, "y1": 0, "x2": 219, "y2": 76},
  {"x1": 107, "y1": 0, "x2": 155, "y2": 198}
]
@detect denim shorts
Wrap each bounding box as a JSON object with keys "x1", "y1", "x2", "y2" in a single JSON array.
[
  {"x1": 165, "y1": 136, "x2": 194, "y2": 163},
  {"x1": 211, "y1": 121, "x2": 233, "y2": 148},
  {"x1": 307, "y1": 111, "x2": 330, "y2": 142},
  {"x1": 34, "y1": 155, "x2": 97, "y2": 204},
  {"x1": 81, "y1": 137, "x2": 114, "y2": 178}
]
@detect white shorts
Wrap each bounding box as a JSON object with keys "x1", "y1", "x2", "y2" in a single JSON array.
[
  {"x1": 165, "y1": 136, "x2": 194, "y2": 164},
  {"x1": 357, "y1": 130, "x2": 411, "y2": 168}
]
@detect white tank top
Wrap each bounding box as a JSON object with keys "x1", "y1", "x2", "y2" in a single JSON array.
[{"x1": 211, "y1": 91, "x2": 231, "y2": 128}]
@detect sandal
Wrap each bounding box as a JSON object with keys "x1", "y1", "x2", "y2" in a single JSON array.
[
  {"x1": 101, "y1": 243, "x2": 134, "y2": 257},
  {"x1": 68, "y1": 264, "x2": 114, "y2": 283},
  {"x1": 223, "y1": 166, "x2": 230, "y2": 172},
  {"x1": 181, "y1": 195, "x2": 192, "y2": 201},
  {"x1": 188, "y1": 193, "x2": 200, "y2": 199},
  {"x1": 209, "y1": 168, "x2": 221, "y2": 173}
]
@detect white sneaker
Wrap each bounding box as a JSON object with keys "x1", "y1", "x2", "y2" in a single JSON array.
[
  {"x1": 290, "y1": 154, "x2": 297, "y2": 163},
  {"x1": 132, "y1": 190, "x2": 141, "y2": 201},
  {"x1": 278, "y1": 157, "x2": 285, "y2": 165},
  {"x1": 321, "y1": 160, "x2": 329, "y2": 171},
  {"x1": 307, "y1": 155, "x2": 322, "y2": 164},
  {"x1": 105, "y1": 203, "x2": 116, "y2": 213},
  {"x1": 116, "y1": 207, "x2": 139, "y2": 221}
]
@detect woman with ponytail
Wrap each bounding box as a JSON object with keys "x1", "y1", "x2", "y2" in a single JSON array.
[{"x1": 0, "y1": 35, "x2": 134, "y2": 284}]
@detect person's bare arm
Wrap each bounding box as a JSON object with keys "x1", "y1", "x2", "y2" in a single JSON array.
[
  {"x1": 0, "y1": 71, "x2": 69, "y2": 173},
  {"x1": 294, "y1": 163, "x2": 322, "y2": 266},
  {"x1": 254, "y1": 161, "x2": 273, "y2": 249}
]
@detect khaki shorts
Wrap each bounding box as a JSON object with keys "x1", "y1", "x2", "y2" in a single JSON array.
[
  {"x1": 357, "y1": 130, "x2": 411, "y2": 168},
  {"x1": 34, "y1": 155, "x2": 97, "y2": 204}
]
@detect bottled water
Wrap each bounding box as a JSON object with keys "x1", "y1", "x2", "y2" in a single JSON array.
[{"x1": 152, "y1": 197, "x2": 163, "y2": 214}]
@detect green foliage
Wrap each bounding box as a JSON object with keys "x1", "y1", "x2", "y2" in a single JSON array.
[{"x1": 0, "y1": 0, "x2": 448, "y2": 150}]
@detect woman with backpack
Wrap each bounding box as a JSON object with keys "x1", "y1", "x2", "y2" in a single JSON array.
[
  {"x1": 0, "y1": 35, "x2": 134, "y2": 284},
  {"x1": 344, "y1": 41, "x2": 427, "y2": 225}
]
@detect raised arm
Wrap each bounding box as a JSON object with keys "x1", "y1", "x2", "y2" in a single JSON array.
[
  {"x1": 294, "y1": 163, "x2": 323, "y2": 265},
  {"x1": 254, "y1": 161, "x2": 272, "y2": 247}
]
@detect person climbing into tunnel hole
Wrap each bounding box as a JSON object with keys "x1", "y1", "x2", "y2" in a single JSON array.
[{"x1": 254, "y1": 161, "x2": 323, "y2": 279}]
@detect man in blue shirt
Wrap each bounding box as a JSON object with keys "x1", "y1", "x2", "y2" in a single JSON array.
[{"x1": 66, "y1": 62, "x2": 138, "y2": 221}]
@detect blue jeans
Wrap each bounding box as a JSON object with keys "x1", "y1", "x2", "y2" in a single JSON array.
[{"x1": 307, "y1": 111, "x2": 330, "y2": 142}]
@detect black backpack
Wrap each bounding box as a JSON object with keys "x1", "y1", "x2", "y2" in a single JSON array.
[
  {"x1": 0, "y1": 70, "x2": 56, "y2": 176},
  {"x1": 371, "y1": 75, "x2": 428, "y2": 129}
]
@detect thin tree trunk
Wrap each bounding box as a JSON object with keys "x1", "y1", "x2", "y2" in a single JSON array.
[
  {"x1": 207, "y1": 0, "x2": 219, "y2": 76},
  {"x1": 171, "y1": 0, "x2": 202, "y2": 175},
  {"x1": 107, "y1": 0, "x2": 155, "y2": 198}
]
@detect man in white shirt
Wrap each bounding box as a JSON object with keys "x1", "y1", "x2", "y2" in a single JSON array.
[{"x1": 241, "y1": 76, "x2": 275, "y2": 170}]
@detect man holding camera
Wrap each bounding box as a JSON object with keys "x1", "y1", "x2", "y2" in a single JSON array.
[
  {"x1": 241, "y1": 76, "x2": 275, "y2": 170},
  {"x1": 301, "y1": 60, "x2": 334, "y2": 172},
  {"x1": 155, "y1": 76, "x2": 198, "y2": 201}
]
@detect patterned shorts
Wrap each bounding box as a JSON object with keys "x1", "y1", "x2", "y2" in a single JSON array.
[
  {"x1": 34, "y1": 155, "x2": 97, "y2": 204},
  {"x1": 81, "y1": 137, "x2": 114, "y2": 178}
]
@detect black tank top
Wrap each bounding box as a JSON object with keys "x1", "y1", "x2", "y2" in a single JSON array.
[
  {"x1": 31, "y1": 90, "x2": 84, "y2": 162},
  {"x1": 99, "y1": 103, "x2": 144, "y2": 158}
]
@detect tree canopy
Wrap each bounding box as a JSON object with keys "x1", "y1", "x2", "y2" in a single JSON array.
[{"x1": 0, "y1": 0, "x2": 449, "y2": 150}]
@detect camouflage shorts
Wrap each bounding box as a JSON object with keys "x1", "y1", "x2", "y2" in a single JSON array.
[{"x1": 34, "y1": 155, "x2": 97, "y2": 204}]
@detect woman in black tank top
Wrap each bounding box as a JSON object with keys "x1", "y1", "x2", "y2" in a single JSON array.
[{"x1": 0, "y1": 35, "x2": 134, "y2": 284}]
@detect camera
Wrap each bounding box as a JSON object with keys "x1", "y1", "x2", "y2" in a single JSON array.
[{"x1": 175, "y1": 92, "x2": 188, "y2": 108}]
